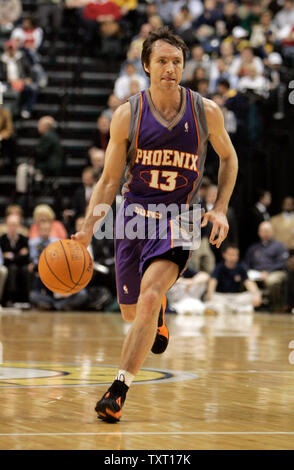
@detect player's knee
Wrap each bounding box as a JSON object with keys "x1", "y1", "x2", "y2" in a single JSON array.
[
  {"x1": 139, "y1": 283, "x2": 162, "y2": 313},
  {"x1": 120, "y1": 305, "x2": 136, "y2": 322}
]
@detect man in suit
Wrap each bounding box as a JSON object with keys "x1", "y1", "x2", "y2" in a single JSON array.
[
  {"x1": 36, "y1": 115, "x2": 63, "y2": 177},
  {"x1": 244, "y1": 221, "x2": 289, "y2": 310},
  {"x1": 271, "y1": 197, "x2": 294, "y2": 251},
  {"x1": 0, "y1": 213, "x2": 30, "y2": 305},
  {"x1": 249, "y1": 190, "x2": 271, "y2": 245}
]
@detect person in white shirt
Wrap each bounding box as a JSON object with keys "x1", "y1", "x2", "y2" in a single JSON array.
[
  {"x1": 274, "y1": 0, "x2": 294, "y2": 30},
  {"x1": 172, "y1": 0, "x2": 203, "y2": 21},
  {"x1": 238, "y1": 63, "x2": 270, "y2": 98},
  {"x1": 113, "y1": 61, "x2": 147, "y2": 101},
  {"x1": 229, "y1": 45, "x2": 264, "y2": 77}
]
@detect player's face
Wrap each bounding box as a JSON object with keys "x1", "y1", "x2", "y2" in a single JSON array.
[{"x1": 145, "y1": 40, "x2": 184, "y2": 90}]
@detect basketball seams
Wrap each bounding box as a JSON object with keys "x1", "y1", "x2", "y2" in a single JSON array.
[
  {"x1": 59, "y1": 240, "x2": 86, "y2": 287},
  {"x1": 42, "y1": 250, "x2": 73, "y2": 290},
  {"x1": 38, "y1": 240, "x2": 93, "y2": 295}
]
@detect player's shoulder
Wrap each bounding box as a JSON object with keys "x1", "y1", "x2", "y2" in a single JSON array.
[
  {"x1": 111, "y1": 101, "x2": 131, "y2": 140},
  {"x1": 202, "y1": 97, "x2": 223, "y2": 132}
]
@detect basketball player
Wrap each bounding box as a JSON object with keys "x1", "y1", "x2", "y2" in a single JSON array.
[{"x1": 72, "y1": 27, "x2": 238, "y2": 422}]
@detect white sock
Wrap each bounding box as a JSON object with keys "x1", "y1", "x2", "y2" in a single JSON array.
[{"x1": 116, "y1": 369, "x2": 134, "y2": 387}]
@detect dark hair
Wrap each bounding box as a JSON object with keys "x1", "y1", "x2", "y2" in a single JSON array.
[
  {"x1": 141, "y1": 27, "x2": 189, "y2": 78},
  {"x1": 217, "y1": 78, "x2": 230, "y2": 89},
  {"x1": 222, "y1": 243, "x2": 239, "y2": 253},
  {"x1": 257, "y1": 189, "x2": 271, "y2": 201}
]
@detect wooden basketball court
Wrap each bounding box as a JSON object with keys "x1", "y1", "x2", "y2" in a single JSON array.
[{"x1": 0, "y1": 310, "x2": 294, "y2": 450}]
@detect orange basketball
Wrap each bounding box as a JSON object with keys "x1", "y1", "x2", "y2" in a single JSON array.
[{"x1": 38, "y1": 239, "x2": 93, "y2": 295}]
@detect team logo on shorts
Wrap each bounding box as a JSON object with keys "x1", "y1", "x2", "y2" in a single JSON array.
[{"x1": 123, "y1": 285, "x2": 129, "y2": 294}]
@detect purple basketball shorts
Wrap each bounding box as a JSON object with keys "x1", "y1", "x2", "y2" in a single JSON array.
[{"x1": 114, "y1": 200, "x2": 194, "y2": 305}]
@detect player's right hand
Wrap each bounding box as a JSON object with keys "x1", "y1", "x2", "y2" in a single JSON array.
[{"x1": 71, "y1": 231, "x2": 92, "y2": 248}]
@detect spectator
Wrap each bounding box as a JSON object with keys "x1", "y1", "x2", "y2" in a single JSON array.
[
  {"x1": 129, "y1": 23, "x2": 152, "y2": 55},
  {"x1": 182, "y1": 44, "x2": 211, "y2": 83},
  {"x1": 99, "y1": 16, "x2": 126, "y2": 59},
  {"x1": 172, "y1": 6, "x2": 196, "y2": 47},
  {"x1": 250, "y1": 9, "x2": 278, "y2": 49},
  {"x1": 216, "y1": 78, "x2": 249, "y2": 140},
  {"x1": 0, "y1": 204, "x2": 29, "y2": 237},
  {"x1": 237, "y1": 63, "x2": 270, "y2": 99},
  {"x1": 64, "y1": 167, "x2": 97, "y2": 226},
  {"x1": 193, "y1": 0, "x2": 222, "y2": 29},
  {"x1": 88, "y1": 147, "x2": 105, "y2": 179},
  {"x1": 195, "y1": 77, "x2": 210, "y2": 97},
  {"x1": 78, "y1": 0, "x2": 122, "y2": 50},
  {"x1": 229, "y1": 45, "x2": 264, "y2": 78},
  {"x1": 172, "y1": 0, "x2": 204, "y2": 21},
  {"x1": 0, "y1": 248, "x2": 8, "y2": 307},
  {"x1": 230, "y1": 25, "x2": 249, "y2": 53},
  {"x1": 0, "y1": 214, "x2": 30, "y2": 306},
  {"x1": 11, "y1": 16, "x2": 47, "y2": 88},
  {"x1": 155, "y1": 0, "x2": 175, "y2": 25},
  {"x1": 274, "y1": 0, "x2": 294, "y2": 30},
  {"x1": 204, "y1": 244, "x2": 262, "y2": 315},
  {"x1": 114, "y1": 60, "x2": 147, "y2": 101},
  {"x1": 219, "y1": 40, "x2": 235, "y2": 68},
  {"x1": 29, "y1": 219, "x2": 88, "y2": 311},
  {"x1": 185, "y1": 66, "x2": 208, "y2": 91},
  {"x1": 0, "y1": 40, "x2": 38, "y2": 119},
  {"x1": 35, "y1": 116, "x2": 63, "y2": 177},
  {"x1": 222, "y1": 1, "x2": 240, "y2": 35},
  {"x1": 166, "y1": 270, "x2": 210, "y2": 315},
  {"x1": 190, "y1": 184, "x2": 216, "y2": 274},
  {"x1": 122, "y1": 43, "x2": 145, "y2": 77},
  {"x1": 29, "y1": 204, "x2": 67, "y2": 240},
  {"x1": 89, "y1": 114, "x2": 110, "y2": 153},
  {"x1": 36, "y1": 0, "x2": 64, "y2": 50},
  {"x1": 11, "y1": 16, "x2": 43, "y2": 52},
  {"x1": 147, "y1": 14, "x2": 164, "y2": 32},
  {"x1": 209, "y1": 57, "x2": 238, "y2": 93},
  {"x1": 0, "y1": 0, "x2": 22, "y2": 33},
  {"x1": 0, "y1": 104, "x2": 15, "y2": 172},
  {"x1": 211, "y1": 93, "x2": 237, "y2": 137},
  {"x1": 270, "y1": 197, "x2": 294, "y2": 250},
  {"x1": 241, "y1": 0, "x2": 263, "y2": 35},
  {"x1": 83, "y1": 0, "x2": 121, "y2": 22},
  {"x1": 264, "y1": 52, "x2": 282, "y2": 90},
  {"x1": 244, "y1": 221, "x2": 289, "y2": 310},
  {"x1": 248, "y1": 189, "x2": 272, "y2": 244}
]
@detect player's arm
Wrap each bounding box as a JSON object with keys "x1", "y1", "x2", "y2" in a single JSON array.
[
  {"x1": 72, "y1": 102, "x2": 130, "y2": 247},
  {"x1": 201, "y1": 98, "x2": 238, "y2": 249}
]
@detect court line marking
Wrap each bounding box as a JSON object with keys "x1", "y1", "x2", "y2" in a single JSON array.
[{"x1": 0, "y1": 431, "x2": 294, "y2": 437}]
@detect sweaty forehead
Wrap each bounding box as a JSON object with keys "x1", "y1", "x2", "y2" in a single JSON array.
[{"x1": 150, "y1": 40, "x2": 183, "y2": 59}]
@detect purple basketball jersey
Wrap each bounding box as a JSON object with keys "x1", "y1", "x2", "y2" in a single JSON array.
[{"x1": 122, "y1": 87, "x2": 209, "y2": 209}]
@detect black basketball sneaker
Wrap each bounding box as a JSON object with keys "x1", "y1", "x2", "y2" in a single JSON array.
[{"x1": 95, "y1": 380, "x2": 129, "y2": 423}]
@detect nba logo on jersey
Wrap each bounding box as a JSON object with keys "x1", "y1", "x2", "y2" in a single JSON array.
[{"x1": 184, "y1": 122, "x2": 189, "y2": 133}]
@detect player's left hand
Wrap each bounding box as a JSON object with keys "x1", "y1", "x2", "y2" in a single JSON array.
[{"x1": 201, "y1": 210, "x2": 229, "y2": 249}]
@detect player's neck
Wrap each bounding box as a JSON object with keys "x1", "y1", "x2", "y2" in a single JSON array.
[{"x1": 148, "y1": 85, "x2": 182, "y2": 114}]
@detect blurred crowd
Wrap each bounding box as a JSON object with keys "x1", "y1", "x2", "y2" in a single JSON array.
[{"x1": 0, "y1": 0, "x2": 294, "y2": 313}]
